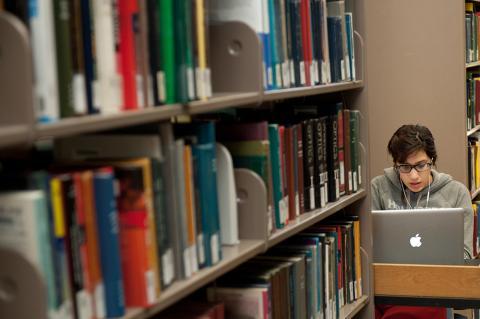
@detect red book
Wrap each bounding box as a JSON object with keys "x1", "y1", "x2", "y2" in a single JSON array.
[
  {"x1": 285, "y1": 127, "x2": 296, "y2": 221},
  {"x1": 279, "y1": 125, "x2": 288, "y2": 224},
  {"x1": 118, "y1": 0, "x2": 139, "y2": 109},
  {"x1": 300, "y1": 0, "x2": 312, "y2": 86},
  {"x1": 115, "y1": 166, "x2": 152, "y2": 307}
]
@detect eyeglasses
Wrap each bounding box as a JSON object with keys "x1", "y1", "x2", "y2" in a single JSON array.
[{"x1": 395, "y1": 162, "x2": 432, "y2": 174}]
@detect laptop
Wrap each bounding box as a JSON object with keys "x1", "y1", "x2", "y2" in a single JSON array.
[{"x1": 372, "y1": 208, "x2": 464, "y2": 265}]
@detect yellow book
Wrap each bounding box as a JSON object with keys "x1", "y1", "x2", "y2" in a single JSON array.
[
  {"x1": 353, "y1": 219, "x2": 362, "y2": 298},
  {"x1": 50, "y1": 177, "x2": 66, "y2": 238},
  {"x1": 195, "y1": 0, "x2": 208, "y2": 100},
  {"x1": 467, "y1": 2, "x2": 474, "y2": 12}
]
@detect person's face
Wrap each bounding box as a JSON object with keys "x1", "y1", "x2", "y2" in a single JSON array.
[{"x1": 396, "y1": 150, "x2": 433, "y2": 193}]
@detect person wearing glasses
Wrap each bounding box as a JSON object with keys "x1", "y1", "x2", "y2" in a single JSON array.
[{"x1": 371, "y1": 124, "x2": 473, "y2": 319}]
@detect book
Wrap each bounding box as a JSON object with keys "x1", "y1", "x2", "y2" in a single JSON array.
[
  {"x1": 29, "y1": 0, "x2": 59, "y2": 122},
  {"x1": 53, "y1": 0, "x2": 74, "y2": 118},
  {"x1": 157, "y1": 0, "x2": 176, "y2": 104},
  {"x1": 114, "y1": 164, "x2": 156, "y2": 306},
  {"x1": 93, "y1": 168, "x2": 125, "y2": 317},
  {"x1": 118, "y1": 0, "x2": 139, "y2": 110},
  {"x1": 91, "y1": 0, "x2": 122, "y2": 114},
  {"x1": 78, "y1": 171, "x2": 106, "y2": 317},
  {"x1": 69, "y1": 0, "x2": 87, "y2": 116}
]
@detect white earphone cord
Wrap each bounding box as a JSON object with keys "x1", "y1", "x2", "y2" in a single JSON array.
[{"x1": 400, "y1": 174, "x2": 431, "y2": 209}]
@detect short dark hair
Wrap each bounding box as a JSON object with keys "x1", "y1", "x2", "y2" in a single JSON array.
[{"x1": 387, "y1": 124, "x2": 437, "y2": 165}]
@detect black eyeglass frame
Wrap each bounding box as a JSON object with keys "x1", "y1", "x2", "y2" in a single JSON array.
[{"x1": 395, "y1": 161, "x2": 433, "y2": 174}]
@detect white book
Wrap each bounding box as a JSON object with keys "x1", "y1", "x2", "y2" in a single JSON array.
[
  {"x1": 216, "y1": 143, "x2": 239, "y2": 245},
  {"x1": 91, "y1": 0, "x2": 122, "y2": 114},
  {"x1": 29, "y1": 0, "x2": 60, "y2": 122}
]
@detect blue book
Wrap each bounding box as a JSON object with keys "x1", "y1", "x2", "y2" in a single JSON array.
[
  {"x1": 80, "y1": 0, "x2": 98, "y2": 114},
  {"x1": 93, "y1": 168, "x2": 125, "y2": 317},
  {"x1": 268, "y1": 0, "x2": 279, "y2": 89},
  {"x1": 327, "y1": 17, "x2": 342, "y2": 83},
  {"x1": 191, "y1": 122, "x2": 222, "y2": 267}
]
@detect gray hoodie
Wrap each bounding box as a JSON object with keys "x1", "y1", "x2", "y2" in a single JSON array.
[{"x1": 371, "y1": 167, "x2": 474, "y2": 259}]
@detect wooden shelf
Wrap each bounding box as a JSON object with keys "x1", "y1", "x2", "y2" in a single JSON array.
[
  {"x1": 36, "y1": 104, "x2": 184, "y2": 140},
  {"x1": 27, "y1": 82, "x2": 363, "y2": 142},
  {"x1": 123, "y1": 240, "x2": 265, "y2": 319},
  {"x1": 466, "y1": 61, "x2": 480, "y2": 69},
  {"x1": 374, "y1": 263, "x2": 480, "y2": 300},
  {"x1": 267, "y1": 189, "x2": 367, "y2": 248},
  {"x1": 263, "y1": 80, "x2": 364, "y2": 102},
  {"x1": 471, "y1": 187, "x2": 480, "y2": 199},
  {"x1": 340, "y1": 295, "x2": 370, "y2": 319},
  {"x1": 467, "y1": 124, "x2": 480, "y2": 136},
  {"x1": 188, "y1": 92, "x2": 260, "y2": 114}
]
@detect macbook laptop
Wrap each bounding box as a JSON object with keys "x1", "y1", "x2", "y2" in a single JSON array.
[{"x1": 372, "y1": 208, "x2": 464, "y2": 265}]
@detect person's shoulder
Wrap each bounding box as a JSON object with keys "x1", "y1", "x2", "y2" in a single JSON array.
[
  {"x1": 441, "y1": 177, "x2": 469, "y2": 194},
  {"x1": 371, "y1": 174, "x2": 387, "y2": 186}
]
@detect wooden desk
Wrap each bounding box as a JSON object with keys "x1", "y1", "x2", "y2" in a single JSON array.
[{"x1": 374, "y1": 263, "x2": 480, "y2": 308}]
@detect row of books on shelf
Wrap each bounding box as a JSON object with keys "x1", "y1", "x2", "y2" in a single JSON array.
[
  {"x1": 0, "y1": 101, "x2": 361, "y2": 318},
  {"x1": 2, "y1": 0, "x2": 213, "y2": 122},
  {"x1": 466, "y1": 70, "x2": 480, "y2": 130},
  {"x1": 210, "y1": 0, "x2": 356, "y2": 90},
  {"x1": 1, "y1": 0, "x2": 357, "y2": 124},
  {"x1": 157, "y1": 218, "x2": 364, "y2": 319},
  {"x1": 466, "y1": 2, "x2": 480, "y2": 63}
]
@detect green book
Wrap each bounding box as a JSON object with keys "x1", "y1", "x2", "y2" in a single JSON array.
[
  {"x1": 268, "y1": 124, "x2": 285, "y2": 229},
  {"x1": 53, "y1": 0, "x2": 74, "y2": 117},
  {"x1": 173, "y1": 0, "x2": 195, "y2": 103},
  {"x1": 157, "y1": 0, "x2": 176, "y2": 104}
]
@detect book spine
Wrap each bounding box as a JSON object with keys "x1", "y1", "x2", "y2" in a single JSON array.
[
  {"x1": 269, "y1": 124, "x2": 285, "y2": 229},
  {"x1": 69, "y1": 0, "x2": 87, "y2": 115},
  {"x1": 118, "y1": 0, "x2": 139, "y2": 109},
  {"x1": 53, "y1": 0, "x2": 75, "y2": 118},
  {"x1": 157, "y1": 0, "x2": 176, "y2": 104},
  {"x1": 93, "y1": 168, "x2": 125, "y2": 317},
  {"x1": 296, "y1": 124, "x2": 305, "y2": 214},
  {"x1": 150, "y1": 158, "x2": 175, "y2": 288},
  {"x1": 91, "y1": 0, "x2": 122, "y2": 114},
  {"x1": 302, "y1": 119, "x2": 316, "y2": 211},
  {"x1": 29, "y1": 0, "x2": 60, "y2": 122},
  {"x1": 81, "y1": 171, "x2": 106, "y2": 318}
]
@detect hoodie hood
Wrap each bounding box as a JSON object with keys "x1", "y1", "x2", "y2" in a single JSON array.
[{"x1": 383, "y1": 167, "x2": 452, "y2": 195}]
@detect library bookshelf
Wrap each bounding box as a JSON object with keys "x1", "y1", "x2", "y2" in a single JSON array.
[{"x1": 0, "y1": 0, "x2": 373, "y2": 317}]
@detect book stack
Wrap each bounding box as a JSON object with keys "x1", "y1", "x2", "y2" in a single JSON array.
[
  {"x1": 210, "y1": 0, "x2": 356, "y2": 90},
  {"x1": 3, "y1": 0, "x2": 212, "y2": 123},
  {"x1": 207, "y1": 217, "x2": 363, "y2": 319}
]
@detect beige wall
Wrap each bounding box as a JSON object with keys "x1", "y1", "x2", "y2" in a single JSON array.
[{"x1": 363, "y1": 0, "x2": 467, "y2": 184}]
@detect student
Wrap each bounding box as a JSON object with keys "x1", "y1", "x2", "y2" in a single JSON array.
[{"x1": 371, "y1": 124, "x2": 474, "y2": 319}]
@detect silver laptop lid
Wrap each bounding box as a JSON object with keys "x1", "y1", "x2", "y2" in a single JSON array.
[{"x1": 372, "y1": 208, "x2": 464, "y2": 265}]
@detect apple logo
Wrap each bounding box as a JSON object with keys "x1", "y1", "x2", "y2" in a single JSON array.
[{"x1": 409, "y1": 234, "x2": 422, "y2": 247}]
